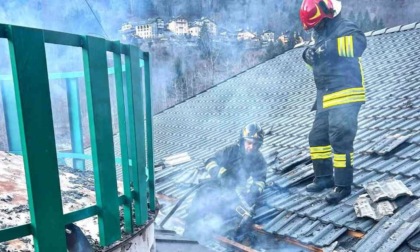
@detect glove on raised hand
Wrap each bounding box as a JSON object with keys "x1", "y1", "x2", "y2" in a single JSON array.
[{"x1": 303, "y1": 46, "x2": 316, "y2": 66}]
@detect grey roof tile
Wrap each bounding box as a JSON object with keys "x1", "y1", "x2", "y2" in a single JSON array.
[
  {"x1": 253, "y1": 207, "x2": 281, "y2": 224},
  {"x1": 408, "y1": 231, "x2": 420, "y2": 250},
  {"x1": 354, "y1": 199, "x2": 420, "y2": 252}
]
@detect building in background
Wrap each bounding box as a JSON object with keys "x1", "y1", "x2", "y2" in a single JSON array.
[
  {"x1": 237, "y1": 30, "x2": 257, "y2": 41},
  {"x1": 167, "y1": 17, "x2": 189, "y2": 36},
  {"x1": 261, "y1": 30, "x2": 275, "y2": 43}
]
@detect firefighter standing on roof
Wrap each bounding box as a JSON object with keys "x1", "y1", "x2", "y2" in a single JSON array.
[
  {"x1": 183, "y1": 123, "x2": 267, "y2": 243},
  {"x1": 299, "y1": 0, "x2": 367, "y2": 204}
]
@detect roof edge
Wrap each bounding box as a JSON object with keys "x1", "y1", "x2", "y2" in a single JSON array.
[{"x1": 365, "y1": 22, "x2": 420, "y2": 37}]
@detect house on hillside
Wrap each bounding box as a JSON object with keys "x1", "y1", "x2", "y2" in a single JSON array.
[
  {"x1": 194, "y1": 17, "x2": 217, "y2": 35},
  {"x1": 188, "y1": 25, "x2": 201, "y2": 37},
  {"x1": 119, "y1": 22, "x2": 136, "y2": 42},
  {"x1": 261, "y1": 30, "x2": 275, "y2": 43},
  {"x1": 135, "y1": 23, "x2": 154, "y2": 39},
  {"x1": 134, "y1": 18, "x2": 165, "y2": 39},
  {"x1": 149, "y1": 17, "x2": 165, "y2": 38},
  {"x1": 237, "y1": 30, "x2": 257, "y2": 41},
  {"x1": 120, "y1": 22, "x2": 135, "y2": 32},
  {"x1": 167, "y1": 17, "x2": 189, "y2": 36},
  {"x1": 188, "y1": 18, "x2": 218, "y2": 37},
  {"x1": 277, "y1": 32, "x2": 289, "y2": 45}
]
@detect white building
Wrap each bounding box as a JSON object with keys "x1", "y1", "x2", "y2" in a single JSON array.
[
  {"x1": 194, "y1": 18, "x2": 217, "y2": 35},
  {"x1": 135, "y1": 24, "x2": 153, "y2": 39},
  {"x1": 237, "y1": 30, "x2": 257, "y2": 41},
  {"x1": 261, "y1": 30, "x2": 275, "y2": 42},
  {"x1": 167, "y1": 17, "x2": 189, "y2": 36},
  {"x1": 189, "y1": 26, "x2": 201, "y2": 37}
]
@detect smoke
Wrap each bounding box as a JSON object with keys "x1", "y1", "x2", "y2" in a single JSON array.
[
  {"x1": 0, "y1": 1, "x2": 132, "y2": 152},
  {"x1": 0, "y1": 0, "x2": 130, "y2": 40}
]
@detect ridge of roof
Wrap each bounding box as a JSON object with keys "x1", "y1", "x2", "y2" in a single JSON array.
[{"x1": 365, "y1": 21, "x2": 420, "y2": 37}]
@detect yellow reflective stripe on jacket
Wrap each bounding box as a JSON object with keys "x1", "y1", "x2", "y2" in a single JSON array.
[
  {"x1": 337, "y1": 36, "x2": 354, "y2": 57},
  {"x1": 345, "y1": 36, "x2": 354, "y2": 57},
  {"x1": 310, "y1": 145, "x2": 332, "y2": 160},
  {"x1": 323, "y1": 87, "x2": 366, "y2": 109},
  {"x1": 218, "y1": 167, "x2": 227, "y2": 176},
  {"x1": 333, "y1": 154, "x2": 346, "y2": 168},
  {"x1": 337, "y1": 37, "x2": 346, "y2": 57}
]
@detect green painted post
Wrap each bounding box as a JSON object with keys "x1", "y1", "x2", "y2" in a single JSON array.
[
  {"x1": 143, "y1": 52, "x2": 155, "y2": 211},
  {"x1": 82, "y1": 35, "x2": 121, "y2": 245},
  {"x1": 0, "y1": 80, "x2": 22, "y2": 153},
  {"x1": 112, "y1": 41, "x2": 133, "y2": 233},
  {"x1": 65, "y1": 78, "x2": 85, "y2": 170},
  {"x1": 7, "y1": 25, "x2": 67, "y2": 252},
  {"x1": 125, "y1": 45, "x2": 148, "y2": 225}
]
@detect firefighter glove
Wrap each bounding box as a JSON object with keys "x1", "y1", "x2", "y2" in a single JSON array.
[
  {"x1": 303, "y1": 46, "x2": 316, "y2": 66},
  {"x1": 205, "y1": 160, "x2": 227, "y2": 179},
  {"x1": 315, "y1": 40, "x2": 328, "y2": 56},
  {"x1": 208, "y1": 166, "x2": 226, "y2": 178}
]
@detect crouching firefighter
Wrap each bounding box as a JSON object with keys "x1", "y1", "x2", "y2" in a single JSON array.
[
  {"x1": 183, "y1": 123, "x2": 267, "y2": 244},
  {"x1": 299, "y1": 0, "x2": 367, "y2": 204}
]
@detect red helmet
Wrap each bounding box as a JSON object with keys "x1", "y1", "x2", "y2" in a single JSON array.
[{"x1": 300, "y1": 0, "x2": 341, "y2": 30}]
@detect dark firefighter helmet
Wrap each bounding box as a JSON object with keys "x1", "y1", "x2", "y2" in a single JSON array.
[
  {"x1": 299, "y1": 0, "x2": 342, "y2": 30},
  {"x1": 240, "y1": 123, "x2": 264, "y2": 145}
]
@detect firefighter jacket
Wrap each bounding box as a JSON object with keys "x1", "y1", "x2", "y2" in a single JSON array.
[
  {"x1": 303, "y1": 14, "x2": 367, "y2": 112},
  {"x1": 205, "y1": 143, "x2": 267, "y2": 202}
]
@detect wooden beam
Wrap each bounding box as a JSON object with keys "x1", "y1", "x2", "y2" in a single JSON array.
[
  {"x1": 215, "y1": 236, "x2": 258, "y2": 252},
  {"x1": 348, "y1": 230, "x2": 365, "y2": 239},
  {"x1": 254, "y1": 225, "x2": 323, "y2": 252}
]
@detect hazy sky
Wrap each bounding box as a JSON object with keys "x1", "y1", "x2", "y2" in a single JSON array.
[{"x1": 0, "y1": 0, "x2": 130, "y2": 40}]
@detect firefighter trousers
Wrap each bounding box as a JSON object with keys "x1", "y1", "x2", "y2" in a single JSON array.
[{"x1": 308, "y1": 104, "x2": 361, "y2": 187}]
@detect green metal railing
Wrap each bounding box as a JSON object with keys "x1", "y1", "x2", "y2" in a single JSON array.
[{"x1": 0, "y1": 24, "x2": 155, "y2": 251}]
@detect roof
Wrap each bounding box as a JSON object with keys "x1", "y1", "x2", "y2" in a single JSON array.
[{"x1": 153, "y1": 22, "x2": 420, "y2": 251}]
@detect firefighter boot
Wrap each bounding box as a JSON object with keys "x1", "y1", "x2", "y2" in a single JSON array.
[
  {"x1": 326, "y1": 186, "x2": 351, "y2": 204},
  {"x1": 326, "y1": 153, "x2": 354, "y2": 204},
  {"x1": 306, "y1": 176, "x2": 334, "y2": 192},
  {"x1": 306, "y1": 159, "x2": 334, "y2": 192}
]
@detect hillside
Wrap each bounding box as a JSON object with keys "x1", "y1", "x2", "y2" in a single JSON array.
[
  {"x1": 144, "y1": 0, "x2": 419, "y2": 33},
  {"x1": 342, "y1": 0, "x2": 420, "y2": 28}
]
